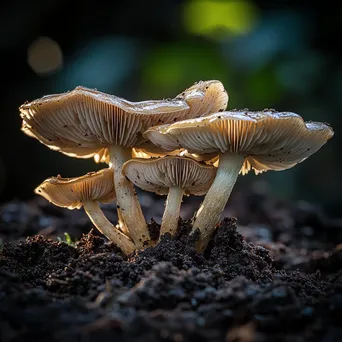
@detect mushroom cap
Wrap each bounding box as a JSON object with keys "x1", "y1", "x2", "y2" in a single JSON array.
[
  {"x1": 122, "y1": 156, "x2": 217, "y2": 196},
  {"x1": 144, "y1": 110, "x2": 334, "y2": 174},
  {"x1": 20, "y1": 86, "x2": 191, "y2": 157},
  {"x1": 35, "y1": 168, "x2": 115, "y2": 209},
  {"x1": 176, "y1": 80, "x2": 228, "y2": 117},
  {"x1": 20, "y1": 81, "x2": 227, "y2": 160}
]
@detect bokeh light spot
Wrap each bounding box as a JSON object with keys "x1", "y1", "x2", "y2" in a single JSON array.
[
  {"x1": 56, "y1": 36, "x2": 138, "y2": 92},
  {"x1": 247, "y1": 65, "x2": 283, "y2": 106},
  {"x1": 27, "y1": 36, "x2": 63, "y2": 75},
  {"x1": 141, "y1": 42, "x2": 228, "y2": 97},
  {"x1": 183, "y1": 0, "x2": 258, "y2": 39}
]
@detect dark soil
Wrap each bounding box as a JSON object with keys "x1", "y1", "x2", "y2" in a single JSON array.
[{"x1": 0, "y1": 183, "x2": 342, "y2": 342}]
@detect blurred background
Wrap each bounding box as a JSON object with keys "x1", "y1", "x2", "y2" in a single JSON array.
[{"x1": 0, "y1": 0, "x2": 341, "y2": 216}]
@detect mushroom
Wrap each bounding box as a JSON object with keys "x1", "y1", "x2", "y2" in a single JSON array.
[
  {"x1": 20, "y1": 82, "x2": 227, "y2": 248},
  {"x1": 122, "y1": 156, "x2": 216, "y2": 239},
  {"x1": 144, "y1": 110, "x2": 334, "y2": 251},
  {"x1": 35, "y1": 168, "x2": 135, "y2": 255}
]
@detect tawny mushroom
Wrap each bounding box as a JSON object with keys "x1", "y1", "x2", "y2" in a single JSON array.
[
  {"x1": 122, "y1": 156, "x2": 216, "y2": 239},
  {"x1": 144, "y1": 110, "x2": 334, "y2": 251},
  {"x1": 35, "y1": 168, "x2": 135, "y2": 255},
  {"x1": 20, "y1": 82, "x2": 227, "y2": 248}
]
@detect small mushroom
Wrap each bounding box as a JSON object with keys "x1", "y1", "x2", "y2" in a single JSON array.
[
  {"x1": 35, "y1": 169, "x2": 135, "y2": 255},
  {"x1": 122, "y1": 156, "x2": 216, "y2": 239},
  {"x1": 144, "y1": 110, "x2": 334, "y2": 251}
]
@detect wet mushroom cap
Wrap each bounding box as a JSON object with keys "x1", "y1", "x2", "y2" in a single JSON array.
[
  {"x1": 35, "y1": 168, "x2": 115, "y2": 209},
  {"x1": 144, "y1": 110, "x2": 334, "y2": 174},
  {"x1": 20, "y1": 86, "x2": 191, "y2": 158},
  {"x1": 122, "y1": 156, "x2": 217, "y2": 195}
]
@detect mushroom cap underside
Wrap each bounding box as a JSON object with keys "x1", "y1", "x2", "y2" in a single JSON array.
[
  {"x1": 20, "y1": 86, "x2": 191, "y2": 154},
  {"x1": 144, "y1": 110, "x2": 334, "y2": 174},
  {"x1": 20, "y1": 81, "x2": 228, "y2": 158},
  {"x1": 35, "y1": 168, "x2": 115, "y2": 209},
  {"x1": 122, "y1": 156, "x2": 217, "y2": 195}
]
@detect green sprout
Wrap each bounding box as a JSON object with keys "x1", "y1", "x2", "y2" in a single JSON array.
[{"x1": 57, "y1": 232, "x2": 76, "y2": 247}]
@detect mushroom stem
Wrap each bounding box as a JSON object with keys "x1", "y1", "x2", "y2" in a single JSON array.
[
  {"x1": 192, "y1": 153, "x2": 244, "y2": 252},
  {"x1": 83, "y1": 200, "x2": 136, "y2": 255},
  {"x1": 109, "y1": 145, "x2": 150, "y2": 248},
  {"x1": 159, "y1": 186, "x2": 184, "y2": 240},
  {"x1": 117, "y1": 207, "x2": 129, "y2": 236}
]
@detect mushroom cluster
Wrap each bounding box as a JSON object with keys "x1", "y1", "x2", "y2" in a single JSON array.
[{"x1": 20, "y1": 81, "x2": 334, "y2": 255}]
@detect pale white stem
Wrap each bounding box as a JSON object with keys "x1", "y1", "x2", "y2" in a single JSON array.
[
  {"x1": 192, "y1": 153, "x2": 244, "y2": 252},
  {"x1": 159, "y1": 186, "x2": 184, "y2": 241},
  {"x1": 83, "y1": 200, "x2": 136, "y2": 255},
  {"x1": 117, "y1": 207, "x2": 129, "y2": 236},
  {"x1": 109, "y1": 145, "x2": 150, "y2": 249}
]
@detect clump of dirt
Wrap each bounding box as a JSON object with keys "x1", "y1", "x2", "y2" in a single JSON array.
[{"x1": 1, "y1": 212, "x2": 341, "y2": 342}]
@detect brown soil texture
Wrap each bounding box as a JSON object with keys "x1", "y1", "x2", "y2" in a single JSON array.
[{"x1": 0, "y1": 187, "x2": 342, "y2": 342}]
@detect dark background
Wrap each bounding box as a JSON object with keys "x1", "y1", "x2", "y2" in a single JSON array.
[{"x1": 0, "y1": 0, "x2": 341, "y2": 215}]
